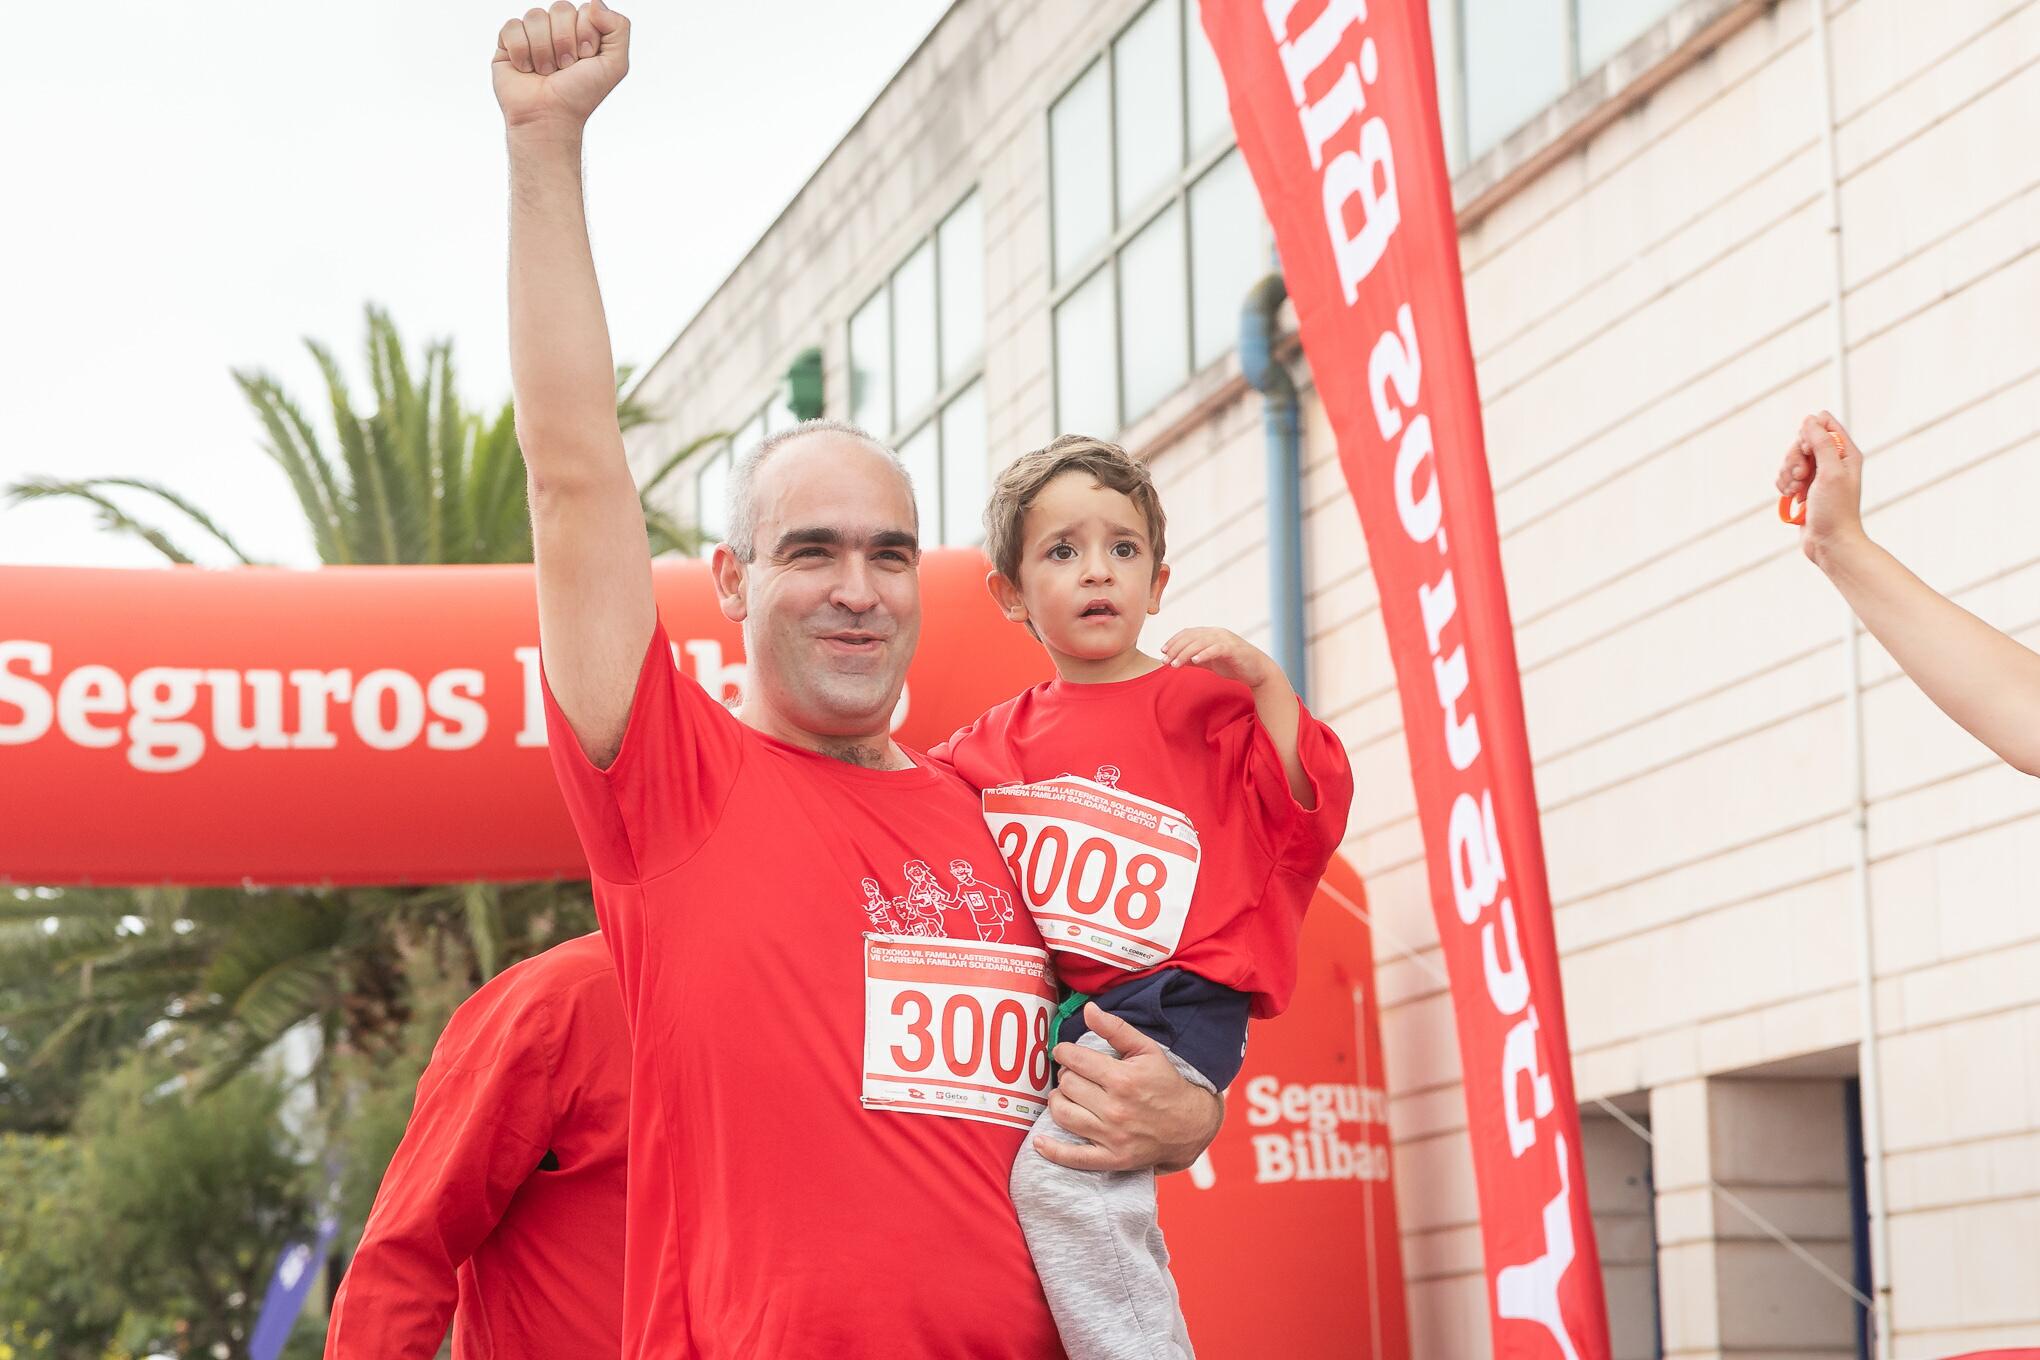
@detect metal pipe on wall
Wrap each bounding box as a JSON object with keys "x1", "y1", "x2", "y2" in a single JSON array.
[
  {"x1": 1240, "y1": 273, "x2": 1308, "y2": 701},
  {"x1": 1808, "y1": 0, "x2": 1895, "y2": 1354}
]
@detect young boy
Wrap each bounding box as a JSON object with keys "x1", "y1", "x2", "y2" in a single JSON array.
[{"x1": 933, "y1": 434, "x2": 1355, "y2": 1359}]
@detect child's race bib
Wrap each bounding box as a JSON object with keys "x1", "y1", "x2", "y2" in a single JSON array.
[
  {"x1": 860, "y1": 933, "x2": 1055, "y2": 1130},
  {"x1": 982, "y1": 775, "x2": 1202, "y2": 970}
]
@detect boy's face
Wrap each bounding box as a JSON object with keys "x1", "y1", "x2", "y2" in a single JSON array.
[{"x1": 993, "y1": 471, "x2": 1169, "y2": 666}]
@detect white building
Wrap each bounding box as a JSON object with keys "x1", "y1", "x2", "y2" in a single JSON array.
[{"x1": 621, "y1": 1, "x2": 2040, "y2": 1354}]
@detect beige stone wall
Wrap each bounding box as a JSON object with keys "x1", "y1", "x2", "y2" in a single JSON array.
[{"x1": 625, "y1": 0, "x2": 2040, "y2": 1353}]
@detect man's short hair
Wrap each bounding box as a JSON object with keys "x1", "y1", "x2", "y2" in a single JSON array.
[
  {"x1": 983, "y1": 434, "x2": 1167, "y2": 586},
  {"x1": 724, "y1": 418, "x2": 913, "y2": 562}
]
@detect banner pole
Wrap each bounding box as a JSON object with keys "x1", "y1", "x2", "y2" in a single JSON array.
[{"x1": 1807, "y1": 1, "x2": 1893, "y2": 1355}]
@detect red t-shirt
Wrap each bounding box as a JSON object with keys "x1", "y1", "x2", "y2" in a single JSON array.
[
  {"x1": 542, "y1": 623, "x2": 1064, "y2": 1360},
  {"x1": 325, "y1": 932, "x2": 628, "y2": 1360},
  {"x1": 932, "y1": 664, "x2": 1353, "y2": 1018}
]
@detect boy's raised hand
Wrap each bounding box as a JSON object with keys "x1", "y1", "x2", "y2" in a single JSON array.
[
  {"x1": 492, "y1": 1, "x2": 631, "y2": 131},
  {"x1": 1162, "y1": 627, "x2": 1285, "y2": 692},
  {"x1": 1165, "y1": 626, "x2": 1316, "y2": 805}
]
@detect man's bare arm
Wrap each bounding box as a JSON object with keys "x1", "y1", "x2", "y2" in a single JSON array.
[
  {"x1": 1036, "y1": 1004, "x2": 1226, "y2": 1174},
  {"x1": 497, "y1": 0, "x2": 653, "y2": 769},
  {"x1": 1780, "y1": 412, "x2": 2040, "y2": 776}
]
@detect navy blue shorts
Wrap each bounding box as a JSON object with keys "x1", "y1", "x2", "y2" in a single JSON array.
[{"x1": 1058, "y1": 967, "x2": 1251, "y2": 1090}]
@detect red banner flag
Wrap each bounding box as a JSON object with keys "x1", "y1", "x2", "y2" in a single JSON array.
[{"x1": 1201, "y1": 1, "x2": 1610, "y2": 1354}]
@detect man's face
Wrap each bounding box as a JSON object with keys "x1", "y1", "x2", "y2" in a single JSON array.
[
  {"x1": 714, "y1": 434, "x2": 921, "y2": 744},
  {"x1": 1006, "y1": 472, "x2": 1167, "y2": 665}
]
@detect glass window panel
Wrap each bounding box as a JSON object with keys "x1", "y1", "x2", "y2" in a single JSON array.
[
  {"x1": 1427, "y1": 0, "x2": 1466, "y2": 174},
  {"x1": 939, "y1": 382, "x2": 987, "y2": 548},
  {"x1": 1186, "y1": 1, "x2": 1232, "y2": 156},
  {"x1": 1113, "y1": 0, "x2": 1185, "y2": 224},
  {"x1": 763, "y1": 386, "x2": 797, "y2": 436},
  {"x1": 1462, "y1": 0, "x2": 1566, "y2": 158},
  {"x1": 735, "y1": 412, "x2": 766, "y2": 459},
  {"x1": 897, "y1": 421, "x2": 941, "y2": 546},
  {"x1": 1577, "y1": 0, "x2": 1677, "y2": 73},
  {"x1": 937, "y1": 194, "x2": 984, "y2": 385},
  {"x1": 892, "y1": 241, "x2": 939, "y2": 425},
  {"x1": 696, "y1": 447, "x2": 730, "y2": 545},
  {"x1": 1050, "y1": 60, "x2": 1112, "y2": 283},
  {"x1": 1189, "y1": 149, "x2": 1265, "y2": 371},
  {"x1": 1118, "y1": 204, "x2": 1189, "y2": 423},
  {"x1": 1055, "y1": 266, "x2": 1118, "y2": 436},
  {"x1": 848, "y1": 287, "x2": 891, "y2": 436}
]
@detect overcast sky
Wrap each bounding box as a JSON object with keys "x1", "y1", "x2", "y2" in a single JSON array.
[{"x1": 0, "y1": 1, "x2": 950, "y2": 569}]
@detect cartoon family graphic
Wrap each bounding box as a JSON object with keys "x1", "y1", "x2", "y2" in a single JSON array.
[{"x1": 858, "y1": 859, "x2": 1015, "y2": 942}]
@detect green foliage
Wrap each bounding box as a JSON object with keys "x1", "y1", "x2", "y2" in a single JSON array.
[
  {"x1": 3, "y1": 303, "x2": 712, "y2": 567},
  {"x1": 75, "y1": 1056, "x2": 313, "y2": 1357},
  {"x1": 0, "y1": 1132, "x2": 126, "y2": 1355},
  {"x1": 0, "y1": 1052, "x2": 314, "y2": 1359}
]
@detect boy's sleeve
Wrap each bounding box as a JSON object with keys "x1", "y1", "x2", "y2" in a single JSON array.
[
  {"x1": 925, "y1": 713, "x2": 993, "y2": 789},
  {"x1": 1219, "y1": 690, "x2": 1355, "y2": 874},
  {"x1": 541, "y1": 618, "x2": 746, "y2": 884},
  {"x1": 323, "y1": 984, "x2": 558, "y2": 1360},
  {"x1": 1272, "y1": 700, "x2": 1356, "y2": 870}
]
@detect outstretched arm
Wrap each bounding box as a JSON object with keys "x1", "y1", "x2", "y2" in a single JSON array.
[
  {"x1": 1779, "y1": 411, "x2": 2040, "y2": 776},
  {"x1": 497, "y1": 0, "x2": 654, "y2": 769}
]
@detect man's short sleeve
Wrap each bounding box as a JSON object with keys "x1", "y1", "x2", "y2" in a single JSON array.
[{"x1": 541, "y1": 620, "x2": 746, "y2": 884}]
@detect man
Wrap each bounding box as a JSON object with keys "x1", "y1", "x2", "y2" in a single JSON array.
[
  {"x1": 494, "y1": 5, "x2": 1223, "y2": 1357},
  {"x1": 324, "y1": 933, "x2": 627, "y2": 1358}
]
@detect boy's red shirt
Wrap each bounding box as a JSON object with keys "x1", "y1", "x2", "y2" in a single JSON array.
[{"x1": 932, "y1": 662, "x2": 1353, "y2": 1017}]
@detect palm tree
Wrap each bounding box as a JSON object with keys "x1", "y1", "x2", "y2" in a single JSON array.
[
  {"x1": 6, "y1": 302, "x2": 716, "y2": 565},
  {"x1": 0, "y1": 305, "x2": 698, "y2": 1097}
]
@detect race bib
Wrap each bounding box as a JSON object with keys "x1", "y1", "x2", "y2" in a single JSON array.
[
  {"x1": 861, "y1": 933, "x2": 1055, "y2": 1129},
  {"x1": 982, "y1": 775, "x2": 1201, "y2": 970}
]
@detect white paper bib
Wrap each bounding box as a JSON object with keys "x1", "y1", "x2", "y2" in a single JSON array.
[
  {"x1": 982, "y1": 775, "x2": 1202, "y2": 971},
  {"x1": 860, "y1": 933, "x2": 1056, "y2": 1129}
]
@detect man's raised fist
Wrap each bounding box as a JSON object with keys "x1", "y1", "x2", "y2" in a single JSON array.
[{"x1": 492, "y1": 0, "x2": 630, "y2": 131}]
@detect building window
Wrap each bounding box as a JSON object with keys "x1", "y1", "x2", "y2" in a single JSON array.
[
  {"x1": 1431, "y1": 0, "x2": 1686, "y2": 170},
  {"x1": 692, "y1": 378, "x2": 805, "y2": 547},
  {"x1": 848, "y1": 192, "x2": 986, "y2": 546},
  {"x1": 1049, "y1": 0, "x2": 1271, "y2": 437}
]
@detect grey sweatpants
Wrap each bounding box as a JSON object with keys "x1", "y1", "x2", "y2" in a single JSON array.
[{"x1": 1010, "y1": 1031, "x2": 1216, "y2": 1360}]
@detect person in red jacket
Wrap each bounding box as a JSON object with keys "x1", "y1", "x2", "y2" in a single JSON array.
[{"x1": 323, "y1": 932, "x2": 627, "y2": 1359}]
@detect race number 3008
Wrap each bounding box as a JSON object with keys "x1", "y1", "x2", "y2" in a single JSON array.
[
  {"x1": 983, "y1": 777, "x2": 1201, "y2": 970},
  {"x1": 861, "y1": 935, "x2": 1056, "y2": 1130}
]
